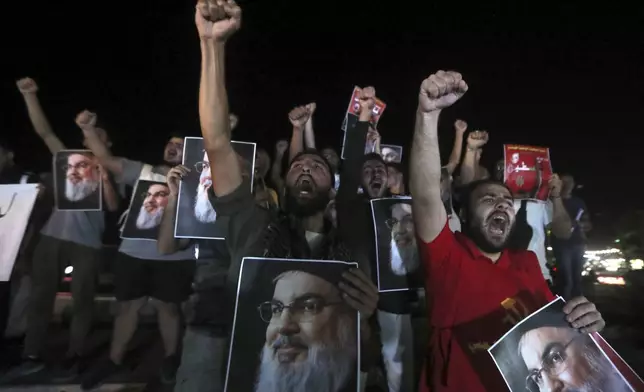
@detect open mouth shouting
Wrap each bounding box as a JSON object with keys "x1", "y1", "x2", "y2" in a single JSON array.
[
  {"x1": 369, "y1": 179, "x2": 383, "y2": 193},
  {"x1": 296, "y1": 175, "x2": 316, "y2": 197},
  {"x1": 487, "y1": 212, "x2": 509, "y2": 237}
]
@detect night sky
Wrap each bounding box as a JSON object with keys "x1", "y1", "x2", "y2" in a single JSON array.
[{"x1": 3, "y1": 0, "x2": 643, "y2": 238}]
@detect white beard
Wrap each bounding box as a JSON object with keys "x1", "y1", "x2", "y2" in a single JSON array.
[
  {"x1": 255, "y1": 316, "x2": 357, "y2": 392},
  {"x1": 65, "y1": 178, "x2": 98, "y2": 202},
  {"x1": 135, "y1": 205, "x2": 164, "y2": 230},
  {"x1": 194, "y1": 182, "x2": 217, "y2": 223},
  {"x1": 389, "y1": 237, "x2": 419, "y2": 276}
]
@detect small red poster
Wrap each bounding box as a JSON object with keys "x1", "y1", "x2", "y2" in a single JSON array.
[
  {"x1": 503, "y1": 144, "x2": 553, "y2": 201},
  {"x1": 341, "y1": 86, "x2": 387, "y2": 131}
]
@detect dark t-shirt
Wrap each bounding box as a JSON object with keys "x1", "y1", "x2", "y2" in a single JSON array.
[{"x1": 551, "y1": 195, "x2": 587, "y2": 247}]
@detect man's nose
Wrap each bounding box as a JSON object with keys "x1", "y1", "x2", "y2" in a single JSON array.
[
  {"x1": 277, "y1": 311, "x2": 300, "y2": 334},
  {"x1": 541, "y1": 373, "x2": 564, "y2": 392},
  {"x1": 495, "y1": 202, "x2": 509, "y2": 212}
]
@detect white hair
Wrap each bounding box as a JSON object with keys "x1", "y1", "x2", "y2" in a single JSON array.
[
  {"x1": 389, "y1": 237, "x2": 419, "y2": 276},
  {"x1": 135, "y1": 204, "x2": 164, "y2": 230},
  {"x1": 194, "y1": 175, "x2": 217, "y2": 223},
  {"x1": 65, "y1": 177, "x2": 99, "y2": 202},
  {"x1": 254, "y1": 312, "x2": 357, "y2": 392}
]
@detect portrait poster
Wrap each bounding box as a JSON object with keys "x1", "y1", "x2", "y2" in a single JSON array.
[
  {"x1": 380, "y1": 144, "x2": 403, "y2": 163},
  {"x1": 0, "y1": 184, "x2": 39, "y2": 281},
  {"x1": 53, "y1": 149, "x2": 102, "y2": 211},
  {"x1": 174, "y1": 137, "x2": 256, "y2": 239},
  {"x1": 121, "y1": 180, "x2": 169, "y2": 240},
  {"x1": 503, "y1": 145, "x2": 553, "y2": 202},
  {"x1": 370, "y1": 197, "x2": 423, "y2": 292},
  {"x1": 225, "y1": 257, "x2": 361, "y2": 392},
  {"x1": 489, "y1": 297, "x2": 639, "y2": 392},
  {"x1": 341, "y1": 86, "x2": 387, "y2": 132}
]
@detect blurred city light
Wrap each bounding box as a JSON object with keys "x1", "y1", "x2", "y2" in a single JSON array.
[
  {"x1": 597, "y1": 276, "x2": 626, "y2": 285},
  {"x1": 64, "y1": 266, "x2": 73, "y2": 275}
]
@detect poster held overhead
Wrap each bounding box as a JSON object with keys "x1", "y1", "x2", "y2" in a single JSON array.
[
  {"x1": 53, "y1": 150, "x2": 103, "y2": 211},
  {"x1": 225, "y1": 257, "x2": 361, "y2": 392},
  {"x1": 341, "y1": 86, "x2": 386, "y2": 132},
  {"x1": 380, "y1": 144, "x2": 403, "y2": 163},
  {"x1": 503, "y1": 145, "x2": 552, "y2": 201},
  {"x1": 488, "y1": 297, "x2": 640, "y2": 392},
  {"x1": 174, "y1": 137, "x2": 256, "y2": 239},
  {"x1": 0, "y1": 184, "x2": 39, "y2": 281}
]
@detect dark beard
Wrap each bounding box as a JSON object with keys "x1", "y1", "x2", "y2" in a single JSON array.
[
  {"x1": 285, "y1": 188, "x2": 329, "y2": 218},
  {"x1": 465, "y1": 221, "x2": 515, "y2": 254}
]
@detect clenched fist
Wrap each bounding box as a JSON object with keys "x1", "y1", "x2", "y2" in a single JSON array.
[
  {"x1": 275, "y1": 140, "x2": 289, "y2": 155},
  {"x1": 548, "y1": 174, "x2": 562, "y2": 197},
  {"x1": 418, "y1": 71, "x2": 468, "y2": 113},
  {"x1": 305, "y1": 102, "x2": 317, "y2": 117},
  {"x1": 75, "y1": 110, "x2": 98, "y2": 130},
  {"x1": 467, "y1": 130, "x2": 489, "y2": 149},
  {"x1": 229, "y1": 113, "x2": 239, "y2": 130},
  {"x1": 454, "y1": 119, "x2": 468, "y2": 134},
  {"x1": 167, "y1": 165, "x2": 191, "y2": 196},
  {"x1": 195, "y1": 0, "x2": 242, "y2": 41},
  {"x1": 357, "y1": 87, "x2": 376, "y2": 121},
  {"x1": 288, "y1": 105, "x2": 313, "y2": 129},
  {"x1": 16, "y1": 78, "x2": 38, "y2": 95}
]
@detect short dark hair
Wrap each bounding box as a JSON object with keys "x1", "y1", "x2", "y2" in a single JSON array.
[
  {"x1": 385, "y1": 161, "x2": 402, "y2": 173},
  {"x1": 460, "y1": 179, "x2": 513, "y2": 222},
  {"x1": 289, "y1": 148, "x2": 335, "y2": 187},
  {"x1": 362, "y1": 152, "x2": 385, "y2": 167}
]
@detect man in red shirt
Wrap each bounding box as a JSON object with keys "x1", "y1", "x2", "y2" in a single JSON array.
[{"x1": 409, "y1": 70, "x2": 606, "y2": 392}]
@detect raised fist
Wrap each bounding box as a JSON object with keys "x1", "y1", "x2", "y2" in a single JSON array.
[
  {"x1": 418, "y1": 70, "x2": 468, "y2": 113},
  {"x1": 454, "y1": 119, "x2": 468, "y2": 134},
  {"x1": 195, "y1": 0, "x2": 242, "y2": 41},
  {"x1": 229, "y1": 113, "x2": 239, "y2": 130},
  {"x1": 275, "y1": 140, "x2": 289, "y2": 155},
  {"x1": 288, "y1": 105, "x2": 312, "y2": 128},
  {"x1": 75, "y1": 110, "x2": 98, "y2": 130},
  {"x1": 16, "y1": 77, "x2": 38, "y2": 94},
  {"x1": 467, "y1": 130, "x2": 489, "y2": 149},
  {"x1": 357, "y1": 86, "x2": 376, "y2": 116},
  {"x1": 548, "y1": 174, "x2": 562, "y2": 196},
  {"x1": 305, "y1": 102, "x2": 317, "y2": 118}
]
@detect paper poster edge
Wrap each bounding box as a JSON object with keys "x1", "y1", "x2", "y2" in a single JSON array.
[{"x1": 589, "y1": 334, "x2": 640, "y2": 391}]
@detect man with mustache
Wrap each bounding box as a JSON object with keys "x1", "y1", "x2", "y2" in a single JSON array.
[
  {"x1": 136, "y1": 183, "x2": 170, "y2": 231},
  {"x1": 387, "y1": 203, "x2": 419, "y2": 276},
  {"x1": 195, "y1": 1, "x2": 380, "y2": 387},
  {"x1": 63, "y1": 152, "x2": 100, "y2": 206},
  {"x1": 409, "y1": 70, "x2": 605, "y2": 392},
  {"x1": 255, "y1": 268, "x2": 359, "y2": 392}
]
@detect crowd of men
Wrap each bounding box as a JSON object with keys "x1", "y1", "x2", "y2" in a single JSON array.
[{"x1": 0, "y1": 0, "x2": 603, "y2": 391}]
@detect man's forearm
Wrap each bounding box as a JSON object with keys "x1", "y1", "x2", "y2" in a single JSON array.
[
  {"x1": 157, "y1": 195, "x2": 180, "y2": 254},
  {"x1": 102, "y1": 177, "x2": 119, "y2": 212},
  {"x1": 199, "y1": 40, "x2": 241, "y2": 196},
  {"x1": 22, "y1": 94, "x2": 65, "y2": 154},
  {"x1": 458, "y1": 147, "x2": 479, "y2": 185},
  {"x1": 410, "y1": 111, "x2": 443, "y2": 201},
  {"x1": 288, "y1": 127, "x2": 304, "y2": 163},
  {"x1": 304, "y1": 119, "x2": 316, "y2": 149},
  {"x1": 83, "y1": 130, "x2": 123, "y2": 175},
  {"x1": 446, "y1": 131, "x2": 464, "y2": 174},
  {"x1": 550, "y1": 197, "x2": 573, "y2": 239}
]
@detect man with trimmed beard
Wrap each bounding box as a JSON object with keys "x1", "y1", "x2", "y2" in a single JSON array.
[
  {"x1": 381, "y1": 146, "x2": 401, "y2": 163},
  {"x1": 410, "y1": 70, "x2": 605, "y2": 392},
  {"x1": 136, "y1": 183, "x2": 169, "y2": 231},
  {"x1": 64, "y1": 152, "x2": 100, "y2": 205},
  {"x1": 255, "y1": 270, "x2": 358, "y2": 392},
  {"x1": 516, "y1": 309, "x2": 630, "y2": 392},
  {"x1": 387, "y1": 203, "x2": 419, "y2": 276},
  {"x1": 195, "y1": 1, "x2": 381, "y2": 387}
]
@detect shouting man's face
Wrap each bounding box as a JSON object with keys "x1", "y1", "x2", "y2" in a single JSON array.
[
  {"x1": 65, "y1": 153, "x2": 99, "y2": 202},
  {"x1": 256, "y1": 271, "x2": 356, "y2": 392},
  {"x1": 164, "y1": 137, "x2": 183, "y2": 165},
  {"x1": 388, "y1": 203, "x2": 419, "y2": 276},
  {"x1": 136, "y1": 183, "x2": 169, "y2": 230},
  {"x1": 284, "y1": 153, "x2": 332, "y2": 217},
  {"x1": 520, "y1": 327, "x2": 627, "y2": 392},
  {"x1": 194, "y1": 152, "x2": 217, "y2": 223},
  {"x1": 467, "y1": 183, "x2": 515, "y2": 254},
  {"x1": 362, "y1": 159, "x2": 388, "y2": 199}
]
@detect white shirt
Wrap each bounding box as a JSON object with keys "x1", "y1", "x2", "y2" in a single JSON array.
[{"x1": 513, "y1": 200, "x2": 553, "y2": 281}]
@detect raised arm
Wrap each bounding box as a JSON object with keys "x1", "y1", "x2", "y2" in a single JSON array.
[
  {"x1": 158, "y1": 165, "x2": 191, "y2": 254},
  {"x1": 196, "y1": 0, "x2": 242, "y2": 197},
  {"x1": 75, "y1": 110, "x2": 124, "y2": 176},
  {"x1": 303, "y1": 102, "x2": 317, "y2": 149},
  {"x1": 16, "y1": 78, "x2": 66, "y2": 154},
  {"x1": 547, "y1": 174, "x2": 573, "y2": 239},
  {"x1": 271, "y1": 140, "x2": 288, "y2": 197},
  {"x1": 287, "y1": 104, "x2": 314, "y2": 163},
  {"x1": 444, "y1": 119, "x2": 467, "y2": 175},
  {"x1": 457, "y1": 130, "x2": 489, "y2": 186},
  {"x1": 410, "y1": 71, "x2": 468, "y2": 243}
]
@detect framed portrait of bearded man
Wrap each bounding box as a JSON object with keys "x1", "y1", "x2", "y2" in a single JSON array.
[
  {"x1": 225, "y1": 257, "x2": 361, "y2": 392},
  {"x1": 121, "y1": 180, "x2": 170, "y2": 240},
  {"x1": 53, "y1": 150, "x2": 103, "y2": 211},
  {"x1": 174, "y1": 137, "x2": 256, "y2": 240}
]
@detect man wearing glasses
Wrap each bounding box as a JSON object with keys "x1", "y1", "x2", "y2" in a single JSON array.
[
  {"x1": 516, "y1": 313, "x2": 631, "y2": 392},
  {"x1": 387, "y1": 203, "x2": 419, "y2": 276},
  {"x1": 255, "y1": 269, "x2": 358, "y2": 392}
]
